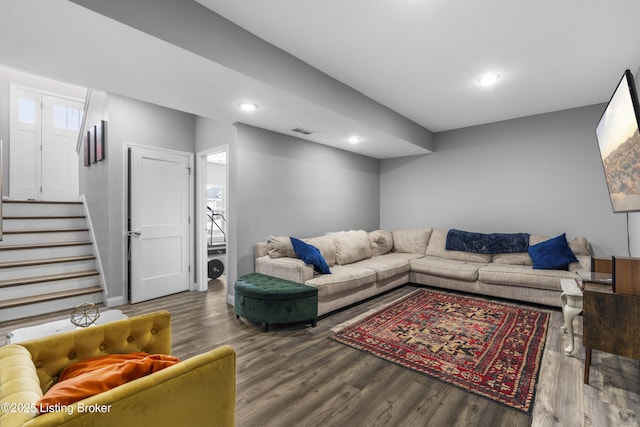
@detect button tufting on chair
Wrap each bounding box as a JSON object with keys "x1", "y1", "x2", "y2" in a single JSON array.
[{"x1": 0, "y1": 311, "x2": 236, "y2": 427}]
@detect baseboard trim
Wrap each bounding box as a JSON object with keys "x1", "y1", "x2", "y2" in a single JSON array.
[{"x1": 107, "y1": 295, "x2": 126, "y2": 307}]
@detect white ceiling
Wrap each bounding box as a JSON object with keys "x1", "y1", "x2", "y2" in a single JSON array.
[
  {"x1": 197, "y1": 0, "x2": 640, "y2": 132},
  {"x1": 0, "y1": 0, "x2": 432, "y2": 158}
]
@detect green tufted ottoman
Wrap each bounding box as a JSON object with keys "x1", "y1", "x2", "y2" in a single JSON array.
[{"x1": 234, "y1": 273, "x2": 318, "y2": 332}]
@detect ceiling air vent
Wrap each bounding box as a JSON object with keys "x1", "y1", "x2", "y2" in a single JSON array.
[{"x1": 290, "y1": 127, "x2": 313, "y2": 136}]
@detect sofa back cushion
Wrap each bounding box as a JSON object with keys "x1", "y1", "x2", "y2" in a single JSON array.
[
  {"x1": 492, "y1": 252, "x2": 533, "y2": 266},
  {"x1": 445, "y1": 229, "x2": 530, "y2": 254},
  {"x1": 569, "y1": 236, "x2": 590, "y2": 256},
  {"x1": 255, "y1": 242, "x2": 268, "y2": 258},
  {"x1": 369, "y1": 230, "x2": 394, "y2": 256},
  {"x1": 392, "y1": 228, "x2": 432, "y2": 254},
  {"x1": 492, "y1": 234, "x2": 591, "y2": 266},
  {"x1": 528, "y1": 233, "x2": 579, "y2": 270},
  {"x1": 329, "y1": 230, "x2": 372, "y2": 265},
  {"x1": 305, "y1": 235, "x2": 337, "y2": 267},
  {"x1": 267, "y1": 236, "x2": 296, "y2": 258},
  {"x1": 530, "y1": 235, "x2": 590, "y2": 256},
  {"x1": 426, "y1": 229, "x2": 492, "y2": 263}
]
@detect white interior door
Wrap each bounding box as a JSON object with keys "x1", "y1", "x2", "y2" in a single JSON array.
[{"x1": 129, "y1": 146, "x2": 192, "y2": 303}]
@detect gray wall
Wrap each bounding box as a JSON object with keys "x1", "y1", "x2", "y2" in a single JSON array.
[
  {"x1": 81, "y1": 94, "x2": 196, "y2": 304},
  {"x1": 235, "y1": 123, "x2": 381, "y2": 277},
  {"x1": 381, "y1": 104, "x2": 628, "y2": 256}
]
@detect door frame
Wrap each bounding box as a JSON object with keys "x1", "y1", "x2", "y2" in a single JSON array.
[
  {"x1": 196, "y1": 145, "x2": 228, "y2": 292},
  {"x1": 123, "y1": 143, "x2": 195, "y2": 302}
]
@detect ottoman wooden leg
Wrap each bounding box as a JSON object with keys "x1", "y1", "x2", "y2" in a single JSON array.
[
  {"x1": 262, "y1": 322, "x2": 269, "y2": 332},
  {"x1": 311, "y1": 319, "x2": 317, "y2": 328}
]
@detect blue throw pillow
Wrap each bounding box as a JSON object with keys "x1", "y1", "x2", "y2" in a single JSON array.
[
  {"x1": 528, "y1": 233, "x2": 578, "y2": 270},
  {"x1": 290, "y1": 237, "x2": 331, "y2": 274}
]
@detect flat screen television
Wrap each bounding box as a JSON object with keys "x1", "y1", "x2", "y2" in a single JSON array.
[{"x1": 596, "y1": 69, "x2": 640, "y2": 213}]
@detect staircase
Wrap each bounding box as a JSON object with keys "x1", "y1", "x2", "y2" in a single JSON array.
[{"x1": 0, "y1": 200, "x2": 104, "y2": 322}]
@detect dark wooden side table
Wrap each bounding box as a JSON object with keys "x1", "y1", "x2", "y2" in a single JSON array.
[{"x1": 583, "y1": 287, "x2": 640, "y2": 384}]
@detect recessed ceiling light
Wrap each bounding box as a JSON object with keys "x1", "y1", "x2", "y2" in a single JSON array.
[
  {"x1": 238, "y1": 102, "x2": 259, "y2": 112},
  {"x1": 348, "y1": 136, "x2": 361, "y2": 144},
  {"x1": 478, "y1": 73, "x2": 501, "y2": 86}
]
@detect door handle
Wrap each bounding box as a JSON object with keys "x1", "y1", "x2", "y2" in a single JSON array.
[{"x1": 127, "y1": 230, "x2": 141, "y2": 237}]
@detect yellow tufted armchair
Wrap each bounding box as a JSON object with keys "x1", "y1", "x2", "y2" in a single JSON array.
[{"x1": 0, "y1": 311, "x2": 236, "y2": 427}]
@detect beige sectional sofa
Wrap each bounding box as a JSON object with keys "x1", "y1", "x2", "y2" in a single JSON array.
[{"x1": 255, "y1": 228, "x2": 591, "y2": 316}]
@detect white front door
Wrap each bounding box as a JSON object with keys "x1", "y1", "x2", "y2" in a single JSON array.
[
  {"x1": 9, "y1": 85, "x2": 83, "y2": 200},
  {"x1": 9, "y1": 86, "x2": 41, "y2": 199},
  {"x1": 129, "y1": 146, "x2": 192, "y2": 303},
  {"x1": 41, "y1": 95, "x2": 82, "y2": 200}
]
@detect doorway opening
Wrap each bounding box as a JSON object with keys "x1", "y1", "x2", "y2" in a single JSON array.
[{"x1": 196, "y1": 146, "x2": 228, "y2": 292}]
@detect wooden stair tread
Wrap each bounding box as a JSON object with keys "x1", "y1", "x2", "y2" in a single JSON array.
[
  {"x1": 0, "y1": 255, "x2": 96, "y2": 269},
  {"x1": 0, "y1": 198, "x2": 103, "y2": 320},
  {"x1": 3, "y1": 200, "x2": 83, "y2": 205},
  {"x1": 0, "y1": 271, "x2": 100, "y2": 288},
  {"x1": 0, "y1": 287, "x2": 103, "y2": 309},
  {"x1": 3, "y1": 215, "x2": 86, "y2": 220},
  {"x1": 0, "y1": 241, "x2": 93, "y2": 251},
  {"x1": 3, "y1": 228, "x2": 89, "y2": 234}
]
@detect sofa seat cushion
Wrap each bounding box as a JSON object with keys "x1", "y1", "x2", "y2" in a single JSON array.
[
  {"x1": 426, "y1": 229, "x2": 492, "y2": 263},
  {"x1": 305, "y1": 265, "x2": 376, "y2": 298},
  {"x1": 410, "y1": 256, "x2": 486, "y2": 282},
  {"x1": 478, "y1": 264, "x2": 578, "y2": 291},
  {"x1": 348, "y1": 252, "x2": 417, "y2": 281}
]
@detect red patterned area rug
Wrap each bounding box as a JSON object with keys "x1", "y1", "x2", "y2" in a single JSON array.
[{"x1": 331, "y1": 289, "x2": 549, "y2": 413}]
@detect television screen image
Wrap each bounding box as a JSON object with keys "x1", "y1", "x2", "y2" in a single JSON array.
[{"x1": 596, "y1": 69, "x2": 640, "y2": 213}]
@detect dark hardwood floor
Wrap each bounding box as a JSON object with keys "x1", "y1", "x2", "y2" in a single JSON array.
[{"x1": 1, "y1": 279, "x2": 638, "y2": 426}]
